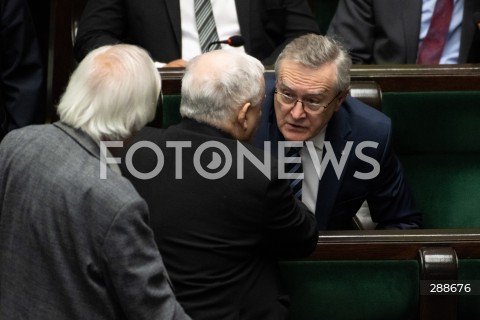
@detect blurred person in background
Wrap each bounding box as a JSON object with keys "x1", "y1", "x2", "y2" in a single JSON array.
[{"x1": 0, "y1": 0, "x2": 44, "y2": 142}]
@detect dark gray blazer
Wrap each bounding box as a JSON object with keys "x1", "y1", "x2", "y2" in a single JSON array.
[
  {"x1": 74, "y1": 0, "x2": 320, "y2": 65},
  {"x1": 0, "y1": 123, "x2": 190, "y2": 320},
  {"x1": 327, "y1": 0, "x2": 480, "y2": 64}
]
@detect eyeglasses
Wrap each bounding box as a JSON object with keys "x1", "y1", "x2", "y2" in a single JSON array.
[{"x1": 274, "y1": 89, "x2": 342, "y2": 112}]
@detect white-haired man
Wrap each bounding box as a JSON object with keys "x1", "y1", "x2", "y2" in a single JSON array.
[
  {"x1": 120, "y1": 50, "x2": 318, "y2": 320},
  {"x1": 0, "y1": 44, "x2": 190, "y2": 320}
]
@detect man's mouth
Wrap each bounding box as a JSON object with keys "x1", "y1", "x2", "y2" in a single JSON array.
[{"x1": 286, "y1": 122, "x2": 306, "y2": 131}]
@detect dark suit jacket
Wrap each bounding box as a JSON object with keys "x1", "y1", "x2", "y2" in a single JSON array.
[
  {"x1": 74, "y1": 0, "x2": 319, "y2": 65},
  {"x1": 0, "y1": 123, "x2": 190, "y2": 320},
  {"x1": 253, "y1": 74, "x2": 422, "y2": 230},
  {"x1": 327, "y1": 0, "x2": 480, "y2": 64},
  {"x1": 120, "y1": 119, "x2": 318, "y2": 320},
  {"x1": 0, "y1": 0, "x2": 44, "y2": 142}
]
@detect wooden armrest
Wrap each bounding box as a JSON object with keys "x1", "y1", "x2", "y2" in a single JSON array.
[
  {"x1": 309, "y1": 229, "x2": 480, "y2": 260},
  {"x1": 349, "y1": 81, "x2": 382, "y2": 110}
]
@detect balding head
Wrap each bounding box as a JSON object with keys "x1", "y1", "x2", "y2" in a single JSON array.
[
  {"x1": 187, "y1": 50, "x2": 236, "y2": 80},
  {"x1": 57, "y1": 44, "x2": 161, "y2": 141},
  {"x1": 180, "y1": 50, "x2": 265, "y2": 135}
]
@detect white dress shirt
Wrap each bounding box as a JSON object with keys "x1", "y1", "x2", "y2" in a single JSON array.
[
  {"x1": 180, "y1": 0, "x2": 245, "y2": 60},
  {"x1": 299, "y1": 127, "x2": 327, "y2": 214}
]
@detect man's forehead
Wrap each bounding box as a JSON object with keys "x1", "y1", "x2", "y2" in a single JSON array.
[{"x1": 277, "y1": 61, "x2": 337, "y2": 93}]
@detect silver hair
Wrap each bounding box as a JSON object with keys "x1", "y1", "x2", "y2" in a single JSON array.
[
  {"x1": 57, "y1": 44, "x2": 161, "y2": 141},
  {"x1": 275, "y1": 34, "x2": 352, "y2": 92},
  {"x1": 180, "y1": 50, "x2": 265, "y2": 124}
]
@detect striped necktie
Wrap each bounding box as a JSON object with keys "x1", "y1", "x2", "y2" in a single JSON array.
[
  {"x1": 286, "y1": 146, "x2": 303, "y2": 200},
  {"x1": 194, "y1": 0, "x2": 220, "y2": 53}
]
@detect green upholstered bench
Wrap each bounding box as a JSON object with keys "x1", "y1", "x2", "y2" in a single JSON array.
[
  {"x1": 280, "y1": 260, "x2": 419, "y2": 320},
  {"x1": 158, "y1": 73, "x2": 480, "y2": 319},
  {"x1": 162, "y1": 95, "x2": 182, "y2": 128},
  {"x1": 278, "y1": 231, "x2": 480, "y2": 320},
  {"x1": 383, "y1": 91, "x2": 480, "y2": 229},
  {"x1": 458, "y1": 259, "x2": 480, "y2": 319}
]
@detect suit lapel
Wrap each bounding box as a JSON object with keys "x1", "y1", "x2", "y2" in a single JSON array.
[
  {"x1": 402, "y1": 0, "x2": 423, "y2": 63},
  {"x1": 234, "y1": 0, "x2": 251, "y2": 53},
  {"x1": 254, "y1": 72, "x2": 282, "y2": 152},
  {"x1": 165, "y1": 0, "x2": 182, "y2": 48},
  {"x1": 459, "y1": 0, "x2": 480, "y2": 62},
  {"x1": 314, "y1": 107, "x2": 352, "y2": 230}
]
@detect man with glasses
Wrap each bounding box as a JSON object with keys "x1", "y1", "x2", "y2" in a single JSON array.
[{"x1": 254, "y1": 34, "x2": 422, "y2": 230}]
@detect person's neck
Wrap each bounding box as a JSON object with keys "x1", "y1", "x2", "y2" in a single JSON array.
[{"x1": 207, "y1": 118, "x2": 241, "y2": 140}]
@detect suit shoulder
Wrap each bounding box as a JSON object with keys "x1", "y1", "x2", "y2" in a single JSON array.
[
  {"x1": 2, "y1": 124, "x2": 52, "y2": 143},
  {"x1": 343, "y1": 96, "x2": 391, "y2": 126},
  {"x1": 131, "y1": 126, "x2": 166, "y2": 143},
  {"x1": 336, "y1": 97, "x2": 392, "y2": 145}
]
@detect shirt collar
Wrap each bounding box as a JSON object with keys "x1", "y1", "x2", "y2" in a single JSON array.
[{"x1": 307, "y1": 125, "x2": 327, "y2": 150}]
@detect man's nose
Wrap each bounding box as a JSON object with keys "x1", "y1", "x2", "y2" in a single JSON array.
[{"x1": 290, "y1": 100, "x2": 306, "y2": 119}]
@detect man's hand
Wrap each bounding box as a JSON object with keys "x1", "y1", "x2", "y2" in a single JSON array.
[{"x1": 164, "y1": 59, "x2": 188, "y2": 68}]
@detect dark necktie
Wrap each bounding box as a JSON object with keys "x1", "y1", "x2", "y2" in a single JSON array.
[
  {"x1": 417, "y1": 0, "x2": 454, "y2": 64},
  {"x1": 286, "y1": 146, "x2": 303, "y2": 200},
  {"x1": 194, "y1": 0, "x2": 220, "y2": 53}
]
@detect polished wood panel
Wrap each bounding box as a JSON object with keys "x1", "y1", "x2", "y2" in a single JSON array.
[
  {"x1": 160, "y1": 65, "x2": 480, "y2": 95},
  {"x1": 307, "y1": 229, "x2": 480, "y2": 260},
  {"x1": 350, "y1": 64, "x2": 480, "y2": 92}
]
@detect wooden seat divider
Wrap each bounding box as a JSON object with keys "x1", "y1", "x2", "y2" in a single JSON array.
[{"x1": 419, "y1": 247, "x2": 458, "y2": 320}]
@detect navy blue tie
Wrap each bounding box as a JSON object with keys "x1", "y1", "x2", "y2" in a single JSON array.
[{"x1": 286, "y1": 146, "x2": 303, "y2": 200}]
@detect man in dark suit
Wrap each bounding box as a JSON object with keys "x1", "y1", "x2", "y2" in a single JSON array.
[
  {"x1": 120, "y1": 50, "x2": 318, "y2": 320},
  {"x1": 253, "y1": 34, "x2": 422, "y2": 230},
  {"x1": 0, "y1": 0, "x2": 44, "y2": 142},
  {"x1": 0, "y1": 44, "x2": 190, "y2": 320},
  {"x1": 327, "y1": 0, "x2": 480, "y2": 64},
  {"x1": 73, "y1": 0, "x2": 320, "y2": 66}
]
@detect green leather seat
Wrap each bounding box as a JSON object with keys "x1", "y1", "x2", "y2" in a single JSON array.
[
  {"x1": 383, "y1": 91, "x2": 480, "y2": 229},
  {"x1": 458, "y1": 259, "x2": 480, "y2": 318},
  {"x1": 280, "y1": 260, "x2": 419, "y2": 320}
]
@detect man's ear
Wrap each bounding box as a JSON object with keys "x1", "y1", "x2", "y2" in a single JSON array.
[{"x1": 237, "y1": 102, "x2": 252, "y2": 130}]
